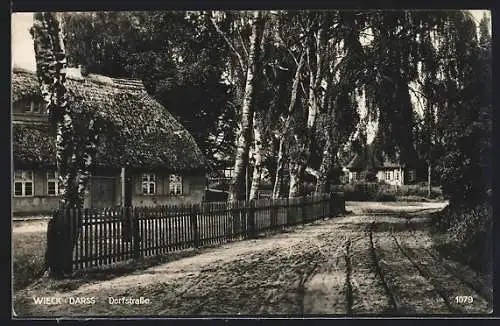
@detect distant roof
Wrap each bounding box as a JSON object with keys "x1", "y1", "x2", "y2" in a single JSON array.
[
  {"x1": 12, "y1": 67, "x2": 206, "y2": 171},
  {"x1": 346, "y1": 153, "x2": 404, "y2": 171}
]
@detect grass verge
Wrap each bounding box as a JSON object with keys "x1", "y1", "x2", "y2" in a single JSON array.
[
  {"x1": 429, "y1": 202, "x2": 493, "y2": 282},
  {"x1": 12, "y1": 230, "x2": 47, "y2": 291}
]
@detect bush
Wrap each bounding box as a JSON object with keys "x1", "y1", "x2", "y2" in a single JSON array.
[
  {"x1": 431, "y1": 202, "x2": 492, "y2": 275},
  {"x1": 205, "y1": 190, "x2": 228, "y2": 202},
  {"x1": 333, "y1": 182, "x2": 442, "y2": 201}
]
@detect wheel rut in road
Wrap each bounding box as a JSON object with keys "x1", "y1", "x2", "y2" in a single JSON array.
[
  {"x1": 370, "y1": 228, "x2": 449, "y2": 314},
  {"x1": 395, "y1": 231, "x2": 493, "y2": 314},
  {"x1": 390, "y1": 230, "x2": 462, "y2": 314}
]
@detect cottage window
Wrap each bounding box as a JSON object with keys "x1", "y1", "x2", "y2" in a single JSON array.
[
  {"x1": 142, "y1": 173, "x2": 156, "y2": 195},
  {"x1": 395, "y1": 170, "x2": 399, "y2": 181},
  {"x1": 14, "y1": 170, "x2": 34, "y2": 197},
  {"x1": 169, "y1": 174, "x2": 183, "y2": 195},
  {"x1": 22, "y1": 100, "x2": 32, "y2": 112},
  {"x1": 408, "y1": 170, "x2": 416, "y2": 182},
  {"x1": 47, "y1": 171, "x2": 58, "y2": 196}
]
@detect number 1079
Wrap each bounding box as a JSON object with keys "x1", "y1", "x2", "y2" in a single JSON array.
[{"x1": 455, "y1": 296, "x2": 473, "y2": 304}]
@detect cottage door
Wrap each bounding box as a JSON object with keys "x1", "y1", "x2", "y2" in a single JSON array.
[{"x1": 91, "y1": 177, "x2": 116, "y2": 208}]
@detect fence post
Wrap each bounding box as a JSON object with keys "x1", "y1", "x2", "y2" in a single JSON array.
[
  {"x1": 329, "y1": 192, "x2": 336, "y2": 217},
  {"x1": 191, "y1": 204, "x2": 200, "y2": 248},
  {"x1": 122, "y1": 206, "x2": 131, "y2": 242},
  {"x1": 45, "y1": 209, "x2": 63, "y2": 278},
  {"x1": 270, "y1": 198, "x2": 278, "y2": 231},
  {"x1": 339, "y1": 191, "x2": 346, "y2": 213},
  {"x1": 248, "y1": 199, "x2": 256, "y2": 238},
  {"x1": 63, "y1": 207, "x2": 79, "y2": 275},
  {"x1": 132, "y1": 207, "x2": 140, "y2": 259},
  {"x1": 62, "y1": 208, "x2": 73, "y2": 275}
]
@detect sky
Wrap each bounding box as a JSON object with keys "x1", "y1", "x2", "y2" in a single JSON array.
[
  {"x1": 11, "y1": 12, "x2": 36, "y2": 71},
  {"x1": 11, "y1": 10, "x2": 491, "y2": 72}
]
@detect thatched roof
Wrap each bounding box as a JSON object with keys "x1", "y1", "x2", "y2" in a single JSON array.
[
  {"x1": 346, "y1": 152, "x2": 403, "y2": 171},
  {"x1": 12, "y1": 67, "x2": 206, "y2": 172}
]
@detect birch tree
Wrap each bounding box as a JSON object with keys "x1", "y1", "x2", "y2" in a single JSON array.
[
  {"x1": 271, "y1": 50, "x2": 305, "y2": 198},
  {"x1": 31, "y1": 12, "x2": 98, "y2": 209},
  {"x1": 227, "y1": 11, "x2": 265, "y2": 202},
  {"x1": 288, "y1": 14, "x2": 325, "y2": 198},
  {"x1": 31, "y1": 12, "x2": 98, "y2": 276}
]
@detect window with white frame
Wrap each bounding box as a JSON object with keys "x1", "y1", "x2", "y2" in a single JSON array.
[
  {"x1": 14, "y1": 170, "x2": 34, "y2": 197},
  {"x1": 47, "y1": 171, "x2": 58, "y2": 196},
  {"x1": 385, "y1": 171, "x2": 390, "y2": 180},
  {"x1": 169, "y1": 174, "x2": 183, "y2": 195},
  {"x1": 142, "y1": 173, "x2": 156, "y2": 195},
  {"x1": 408, "y1": 170, "x2": 416, "y2": 182},
  {"x1": 395, "y1": 170, "x2": 400, "y2": 181}
]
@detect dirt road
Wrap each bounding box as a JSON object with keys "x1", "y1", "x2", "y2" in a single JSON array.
[{"x1": 13, "y1": 201, "x2": 493, "y2": 316}]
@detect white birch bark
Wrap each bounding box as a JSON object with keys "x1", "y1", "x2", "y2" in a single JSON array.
[
  {"x1": 249, "y1": 111, "x2": 263, "y2": 201},
  {"x1": 288, "y1": 27, "x2": 324, "y2": 198},
  {"x1": 272, "y1": 51, "x2": 306, "y2": 199},
  {"x1": 228, "y1": 11, "x2": 265, "y2": 203}
]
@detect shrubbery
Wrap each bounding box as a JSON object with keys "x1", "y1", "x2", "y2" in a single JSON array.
[
  {"x1": 332, "y1": 182, "x2": 442, "y2": 201},
  {"x1": 432, "y1": 201, "x2": 492, "y2": 275}
]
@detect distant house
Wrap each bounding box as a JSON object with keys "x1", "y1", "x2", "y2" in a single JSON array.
[
  {"x1": 344, "y1": 152, "x2": 416, "y2": 186},
  {"x1": 12, "y1": 67, "x2": 207, "y2": 215}
]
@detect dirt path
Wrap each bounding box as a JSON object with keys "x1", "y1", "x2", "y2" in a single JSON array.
[{"x1": 14, "y1": 201, "x2": 492, "y2": 317}]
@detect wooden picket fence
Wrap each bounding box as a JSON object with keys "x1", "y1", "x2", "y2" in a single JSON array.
[{"x1": 45, "y1": 193, "x2": 345, "y2": 276}]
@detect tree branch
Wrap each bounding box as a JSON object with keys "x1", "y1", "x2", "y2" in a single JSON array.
[
  {"x1": 209, "y1": 17, "x2": 246, "y2": 73},
  {"x1": 238, "y1": 29, "x2": 249, "y2": 59}
]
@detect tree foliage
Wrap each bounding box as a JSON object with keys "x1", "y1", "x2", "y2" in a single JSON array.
[
  {"x1": 59, "y1": 10, "x2": 491, "y2": 205},
  {"x1": 62, "y1": 11, "x2": 236, "y2": 170}
]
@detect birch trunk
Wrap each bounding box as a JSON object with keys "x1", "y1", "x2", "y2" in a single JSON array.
[
  {"x1": 316, "y1": 135, "x2": 333, "y2": 194},
  {"x1": 316, "y1": 65, "x2": 336, "y2": 194},
  {"x1": 288, "y1": 28, "x2": 324, "y2": 198},
  {"x1": 32, "y1": 12, "x2": 74, "y2": 208},
  {"x1": 228, "y1": 11, "x2": 265, "y2": 203},
  {"x1": 32, "y1": 13, "x2": 99, "y2": 277},
  {"x1": 272, "y1": 51, "x2": 306, "y2": 199},
  {"x1": 249, "y1": 111, "x2": 263, "y2": 201},
  {"x1": 288, "y1": 161, "x2": 305, "y2": 198}
]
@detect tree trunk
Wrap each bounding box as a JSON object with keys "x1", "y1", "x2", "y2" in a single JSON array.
[
  {"x1": 32, "y1": 12, "x2": 74, "y2": 207},
  {"x1": 289, "y1": 161, "x2": 305, "y2": 198},
  {"x1": 315, "y1": 60, "x2": 336, "y2": 194},
  {"x1": 249, "y1": 111, "x2": 264, "y2": 201},
  {"x1": 316, "y1": 135, "x2": 334, "y2": 194},
  {"x1": 272, "y1": 51, "x2": 306, "y2": 199},
  {"x1": 32, "y1": 12, "x2": 97, "y2": 277},
  {"x1": 272, "y1": 137, "x2": 286, "y2": 199},
  {"x1": 288, "y1": 28, "x2": 324, "y2": 198},
  {"x1": 228, "y1": 11, "x2": 265, "y2": 203}
]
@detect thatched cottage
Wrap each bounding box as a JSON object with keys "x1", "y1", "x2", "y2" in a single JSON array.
[
  {"x1": 12, "y1": 67, "x2": 207, "y2": 215},
  {"x1": 344, "y1": 152, "x2": 416, "y2": 186}
]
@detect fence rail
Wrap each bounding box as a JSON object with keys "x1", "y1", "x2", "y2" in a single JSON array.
[{"x1": 45, "y1": 193, "x2": 345, "y2": 276}]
